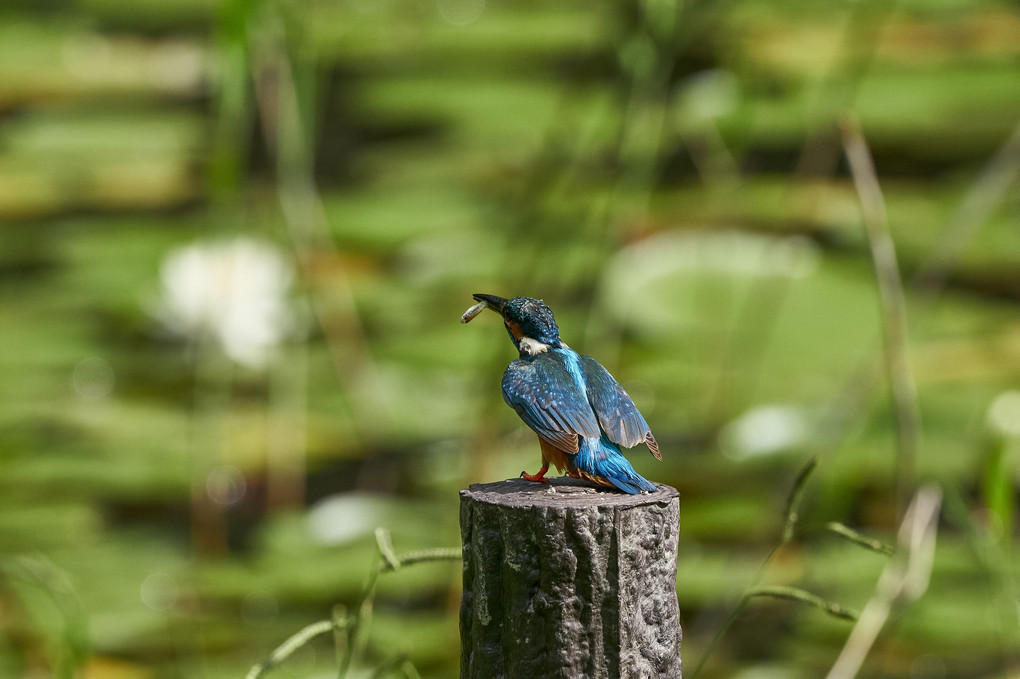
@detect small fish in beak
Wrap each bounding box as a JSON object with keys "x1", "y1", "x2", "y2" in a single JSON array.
[{"x1": 460, "y1": 300, "x2": 489, "y2": 323}]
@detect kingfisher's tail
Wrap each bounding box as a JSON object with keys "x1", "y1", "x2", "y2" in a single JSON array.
[{"x1": 572, "y1": 436, "x2": 656, "y2": 494}]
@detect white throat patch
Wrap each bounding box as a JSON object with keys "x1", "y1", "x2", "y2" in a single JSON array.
[{"x1": 518, "y1": 337, "x2": 550, "y2": 356}]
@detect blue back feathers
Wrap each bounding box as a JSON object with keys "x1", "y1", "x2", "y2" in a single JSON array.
[
  {"x1": 501, "y1": 353, "x2": 599, "y2": 454},
  {"x1": 501, "y1": 346, "x2": 658, "y2": 494}
]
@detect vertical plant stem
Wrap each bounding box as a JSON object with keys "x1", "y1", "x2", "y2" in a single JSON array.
[
  {"x1": 689, "y1": 596, "x2": 751, "y2": 678},
  {"x1": 825, "y1": 486, "x2": 942, "y2": 679},
  {"x1": 267, "y1": 335, "x2": 307, "y2": 508},
  {"x1": 841, "y1": 117, "x2": 921, "y2": 519},
  {"x1": 691, "y1": 454, "x2": 821, "y2": 678},
  {"x1": 913, "y1": 121, "x2": 1020, "y2": 294},
  {"x1": 210, "y1": 0, "x2": 256, "y2": 202},
  {"x1": 942, "y1": 485, "x2": 1020, "y2": 669},
  {"x1": 249, "y1": 7, "x2": 387, "y2": 443},
  {"x1": 0, "y1": 556, "x2": 89, "y2": 679},
  {"x1": 782, "y1": 455, "x2": 820, "y2": 545},
  {"x1": 191, "y1": 335, "x2": 231, "y2": 555},
  {"x1": 795, "y1": 0, "x2": 894, "y2": 177}
]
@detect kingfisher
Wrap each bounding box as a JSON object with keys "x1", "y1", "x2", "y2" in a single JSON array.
[{"x1": 463, "y1": 294, "x2": 661, "y2": 494}]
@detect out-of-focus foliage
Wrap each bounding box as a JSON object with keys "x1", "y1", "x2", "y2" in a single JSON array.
[{"x1": 0, "y1": 0, "x2": 1018, "y2": 677}]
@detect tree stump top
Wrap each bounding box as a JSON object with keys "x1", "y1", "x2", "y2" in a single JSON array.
[
  {"x1": 461, "y1": 476, "x2": 679, "y2": 510},
  {"x1": 459, "y1": 476, "x2": 682, "y2": 678}
]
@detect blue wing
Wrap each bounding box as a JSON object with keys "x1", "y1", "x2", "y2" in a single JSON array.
[
  {"x1": 501, "y1": 355, "x2": 601, "y2": 454},
  {"x1": 579, "y1": 355, "x2": 661, "y2": 459}
]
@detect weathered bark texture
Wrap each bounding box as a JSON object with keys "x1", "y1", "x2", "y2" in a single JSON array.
[{"x1": 460, "y1": 477, "x2": 681, "y2": 679}]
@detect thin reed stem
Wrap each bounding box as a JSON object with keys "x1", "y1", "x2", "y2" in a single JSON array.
[
  {"x1": 825, "y1": 485, "x2": 942, "y2": 679},
  {"x1": 246, "y1": 529, "x2": 460, "y2": 679},
  {"x1": 826, "y1": 522, "x2": 894, "y2": 556},
  {"x1": 745, "y1": 585, "x2": 859, "y2": 622},
  {"x1": 841, "y1": 117, "x2": 921, "y2": 520},
  {"x1": 245, "y1": 620, "x2": 337, "y2": 679}
]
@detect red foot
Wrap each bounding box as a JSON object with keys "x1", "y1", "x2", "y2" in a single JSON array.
[{"x1": 521, "y1": 463, "x2": 550, "y2": 483}]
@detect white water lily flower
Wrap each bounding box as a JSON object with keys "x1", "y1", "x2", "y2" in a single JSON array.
[
  {"x1": 307, "y1": 493, "x2": 393, "y2": 546},
  {"x1": 988, "y1": 390, "x2": 1020, "y2": 438},
  {"x1": 721, "y1": 404, "x2": 810, "y2": 460},
  {"x1": 154, "y1": 237, "x2": 296, "y2": 369}
]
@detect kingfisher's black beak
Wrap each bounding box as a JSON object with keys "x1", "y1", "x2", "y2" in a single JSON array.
[{"x1": 472, "y1": 293, "x2": 508, "y2": 317}]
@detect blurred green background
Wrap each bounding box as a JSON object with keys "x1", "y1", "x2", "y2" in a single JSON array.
[{"x1": 1, "y1": 0, "x2": 1018, "y2": 677}]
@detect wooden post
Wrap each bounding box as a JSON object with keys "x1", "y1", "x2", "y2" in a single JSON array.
[{"x1": 460, "y1": 477, "x2": 682, "y2": 679}]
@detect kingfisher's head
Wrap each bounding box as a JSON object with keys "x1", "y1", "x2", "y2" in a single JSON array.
[{"x1": 471, "y1": 294, "x2": 561, "y2": 356}]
